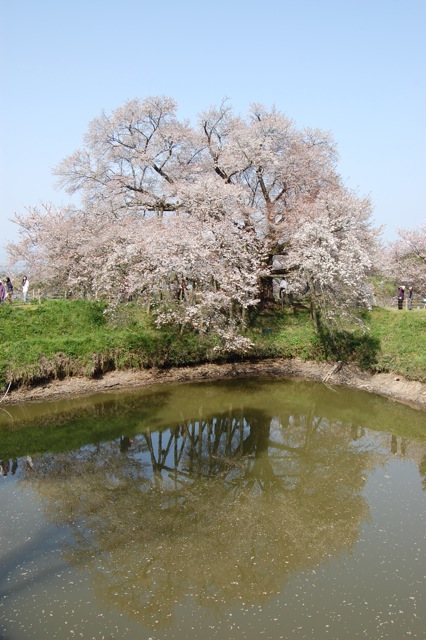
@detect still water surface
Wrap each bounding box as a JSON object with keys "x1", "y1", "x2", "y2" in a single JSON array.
[{"x1": 0, "y1": 378, "x2": 425, "y2": 640}]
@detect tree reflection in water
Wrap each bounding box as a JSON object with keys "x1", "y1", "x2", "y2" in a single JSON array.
[{"x1": 22, "y1": 405, "x2": 378, "y2": 629}]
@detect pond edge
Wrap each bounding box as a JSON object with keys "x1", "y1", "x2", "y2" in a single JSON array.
[{"x1": 3, "y1": 358, "x2": 426, "y2": 412}]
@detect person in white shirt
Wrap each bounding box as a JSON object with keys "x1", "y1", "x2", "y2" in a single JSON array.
[
  {"x1": 279, "y1": 278, "x2": 287, "y2": 299},
  {"x1": 22, "y1": 275, "x2": 30, "y2": 304}
]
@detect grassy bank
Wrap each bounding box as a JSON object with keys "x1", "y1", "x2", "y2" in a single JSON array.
[{"x1": 1, "y1": 300, "x2": 425, "y2": 390}]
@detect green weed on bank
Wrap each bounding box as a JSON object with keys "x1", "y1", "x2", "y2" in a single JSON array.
[
  {"x1": 0, "y1": 300, "x2": 215, "y2": 388},
  {"x1": 0, "y1": 299, "x2": 425, "y2": 390},
  {"x1": 368, "y1": 307, "x2": 426, "y2": 381}
]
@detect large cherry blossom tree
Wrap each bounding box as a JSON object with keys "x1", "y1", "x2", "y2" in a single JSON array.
[
  {"x1": 7, "y1": 96, "x2": 379, "y2": 346},
  {"x1": 284, "y1": 187, "x2": 377, "y2": 325}
]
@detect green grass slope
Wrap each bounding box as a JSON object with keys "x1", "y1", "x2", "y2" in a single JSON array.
[{"x1": 0, "y1": 300, "x2": 425, "y2": 390}]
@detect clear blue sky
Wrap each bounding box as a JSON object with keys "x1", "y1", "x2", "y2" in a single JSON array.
[{"x1": 1, "y1": 0, "x2": 425, "y2": 262}]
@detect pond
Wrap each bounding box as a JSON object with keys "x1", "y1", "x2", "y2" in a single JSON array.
[{"x1": 0, "y1": 378, "x2": 425, "y2": 640}]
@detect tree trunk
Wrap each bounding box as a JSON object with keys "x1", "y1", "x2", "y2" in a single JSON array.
[{"x1": 258, "y1": 276, "x2": 275, "y2": 310}]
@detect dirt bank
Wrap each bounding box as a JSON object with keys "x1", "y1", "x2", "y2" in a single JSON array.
[{"x1": 3, "y1": 359, "x2": 426, "y2": 411}]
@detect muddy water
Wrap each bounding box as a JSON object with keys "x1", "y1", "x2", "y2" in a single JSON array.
[{"x1": 0, "y1": 378, "x2": 425, "y2": 640}]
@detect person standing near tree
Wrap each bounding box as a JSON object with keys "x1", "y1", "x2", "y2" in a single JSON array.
[
  {"x1": 279, "y1": 278, "x2": 288, "y2": 299},
  {"x1": 0, "y1": 281, "x2": 5, "y2": 304},
  {"x1": 397, "y1": 285, "x2": 405, "y2": 310},
  {"x1": 407, "y1": 285, "x2": 414, "y2": 310},
  {"x1": 177, "y1": 280, "x2": 186, "y2": 300},
  {"x1": 5, "y1": 277, "x2": 13, "y2": 303},
  {"x1": 22, "y1": 275, "x2": 29, "y2": 304}
]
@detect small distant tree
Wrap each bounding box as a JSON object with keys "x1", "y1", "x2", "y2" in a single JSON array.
[{"x1": 384, "y1": 223, "x2": 426, "y2": 295}]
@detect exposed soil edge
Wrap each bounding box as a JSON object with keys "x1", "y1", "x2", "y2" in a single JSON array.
[{"x1": 3, "y1": 358, "x2": 426, "y2": 412}]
